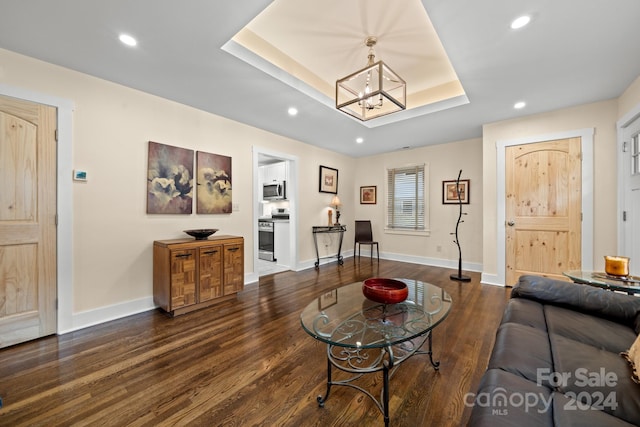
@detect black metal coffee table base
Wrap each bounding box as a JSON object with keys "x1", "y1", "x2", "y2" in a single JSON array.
[{"x1": 317, "y1": 331, "x2": 439, "y2": 427}]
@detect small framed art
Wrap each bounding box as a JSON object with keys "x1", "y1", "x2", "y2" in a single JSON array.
[
  {"x1": 360, "y1": 186, "x2": 377, "y2": 204},
  {"x1": 319, "y1": 165, "x2": 338, "y2": 194},
  {"x1": 442, "y1": 179, "x2": 470, "y2": 204}
]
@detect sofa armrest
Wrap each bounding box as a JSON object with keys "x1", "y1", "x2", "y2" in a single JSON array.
[{"x1": 512, "y1": 275, "x2": 640, "y2": 332}]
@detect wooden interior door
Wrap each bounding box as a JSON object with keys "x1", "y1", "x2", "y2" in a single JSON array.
[
  {"x1": 505, "y1": 137, "x2": 582, "y2": 285},
  {"x1": 0, "y1": 94, "x2": 57, "y2": 348}
]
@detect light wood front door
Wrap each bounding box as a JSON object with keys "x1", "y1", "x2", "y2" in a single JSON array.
[
  {"x1": 0, "y1": 94, "x2": 57, "y2": 348},
  {"x1": 505, "y1": 137, "x2": 582, "y2": 285}
]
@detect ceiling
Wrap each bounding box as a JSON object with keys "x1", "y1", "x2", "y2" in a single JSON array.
[
  {"x1": 1, "y1": 0, "x2": 639, "y2": 158},
  {"x1": 229, "y1": 0, "x2": 467, "y2": 125}
]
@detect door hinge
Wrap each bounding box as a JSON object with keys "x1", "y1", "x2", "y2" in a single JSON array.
[
  {"x1": 55, "y1": 214, "x2": 58, "y2": 225},
  {"x1": 623, "y1": 211, "x2": 627, "y2": 222},
  {"x1": 54, "y1": 129, "x2": 58, "y2": 142},
  {"x1": 623, "y1": 141, "x2": 628, "y2": 152}
]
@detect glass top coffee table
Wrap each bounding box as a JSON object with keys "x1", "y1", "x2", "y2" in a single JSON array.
[
  {"x1": 300, "y1": 279, "x2": 452, "y2": 427},
  {"x1": 563, "y1": 270, "x2": 640, "y2": 295}
]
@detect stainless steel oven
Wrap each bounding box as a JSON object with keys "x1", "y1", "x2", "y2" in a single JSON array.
[{"x1": 258, "y1": 220, "x2": 275, "y2": 261}]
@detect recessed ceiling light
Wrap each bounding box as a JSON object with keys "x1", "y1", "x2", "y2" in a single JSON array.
[
  {"x1": 119, "y1": 34, "x2": 137, "y2": 47},
  {"x1": 514, "y1": 101, "x2": 526, "y2": 109},
  {"x1": 287, "y1": 107, "x2": 298, "y2": 116},
  {"x1": 356, "y1": 137, "x2": 364, "y2": 144},
  {"x1": 510, "y1": 15, "x2": 531, "y2": 30}
]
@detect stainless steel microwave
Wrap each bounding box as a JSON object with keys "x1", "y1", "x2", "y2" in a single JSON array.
[{"x1": 263, "y1": 181, "x2": 286, "y2": 200}]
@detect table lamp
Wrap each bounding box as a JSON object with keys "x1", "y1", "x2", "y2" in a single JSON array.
[{"x1": 330, "y1": 195, "x2": 341, "y2": 225}]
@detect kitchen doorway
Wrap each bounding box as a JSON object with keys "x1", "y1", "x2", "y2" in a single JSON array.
[{"x1": 253, "y1": 148, "x2": 298, "y2": 278}]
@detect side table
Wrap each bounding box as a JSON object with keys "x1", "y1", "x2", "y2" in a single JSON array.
[
  {"x1": 563, "y1": 270, "x2": 640, "y2": 295},
  {"x1": 312, "y1": 225, "x2": 346, "y2": 268}
]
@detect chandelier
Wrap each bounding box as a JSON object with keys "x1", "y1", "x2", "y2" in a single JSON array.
[{"x1": 336, "y1": 36, "x2": 406, "y2": 121}]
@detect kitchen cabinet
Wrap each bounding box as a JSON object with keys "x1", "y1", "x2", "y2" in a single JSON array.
[
  {"x1": 260, "y1": 162, "x2": 287, "y2": 185},
  {"x1": 153, "y1": 235, "x2": 244, "y2": 316},
  {"x1": 273, "y1": 221, "x2": 290, "y2": 267}
]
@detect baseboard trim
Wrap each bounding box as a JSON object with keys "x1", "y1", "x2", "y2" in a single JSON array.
[
  {"x1": 294, "y1": 251, "x2": 483, "y2": 274},
  {"x1": 480, "y1": 273, "x2": 504, "y2": 287},
  {"x1": 61, "y1": 256, "x2": 489, "y2": 334},
  {"x1": 61, "y1": 296, "x2": 156, "y2": 334}
]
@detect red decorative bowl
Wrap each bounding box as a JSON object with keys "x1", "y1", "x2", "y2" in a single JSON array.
[{"x1": 362, "y1": 278, "x2": 408, "y2": 304}]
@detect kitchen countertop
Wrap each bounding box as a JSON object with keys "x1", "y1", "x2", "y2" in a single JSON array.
[{"x1": 258, "y1": 217, "x2": 289, "y2": 222}]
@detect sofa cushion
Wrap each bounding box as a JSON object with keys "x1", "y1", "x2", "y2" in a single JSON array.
[
  {"x1": 466, "y1": 368, "x2": 553, "y2": 427},
  {"x1": 501, "y1": 298, "x2": 547, "y2": 331},
  {"x1": 488, "y1": 323, "x2": 553, "y2": 386},
  {"x1": 549, "y1": 333, "x2": 640, "y2": 425},
  {"x1": 544, "y1": 304, "x2": 637, "y2": 353}
]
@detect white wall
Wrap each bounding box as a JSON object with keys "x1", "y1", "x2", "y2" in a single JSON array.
[
  {"x1": 4, "y1": 44, "x2": 639, "y2": 330},
  {"x1": 354, "y1": 138, "x2": 483, "y2": 270},
  {"x1": 482, "y1": 99, "x2": 619, "y2": 282},
  {"x1": 0, "y1": 48, "x2": 351, "y2": 330},
  {"x1": 619, "y1": 76, "x2": 640, "y2": 119}
]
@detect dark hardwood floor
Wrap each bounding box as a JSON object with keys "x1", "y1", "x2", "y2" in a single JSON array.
[{"x1": 0, "y1": 259, "x2": 510, "y2": 426}]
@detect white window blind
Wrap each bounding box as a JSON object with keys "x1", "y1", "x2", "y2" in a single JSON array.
[{"x1": 386, "y1": 165, "x2": 425, "y2": 230}]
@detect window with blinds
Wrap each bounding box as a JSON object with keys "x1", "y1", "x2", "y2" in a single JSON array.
[{"x1": 386, "y1": 164, "x2": 426, "y2": 230}]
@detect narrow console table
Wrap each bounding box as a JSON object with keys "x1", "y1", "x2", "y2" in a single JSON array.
[{"x1": 312, "y1": 225, "x2": 346, "y2": 268}]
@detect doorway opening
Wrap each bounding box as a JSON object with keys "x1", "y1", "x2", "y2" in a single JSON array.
[{"x1": 253, "y1": 148, "x2": 298, "y2": 278}]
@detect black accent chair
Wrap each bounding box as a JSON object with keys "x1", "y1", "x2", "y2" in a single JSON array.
[{"x1": 354, "y1": 220, "x2": 379, "y2": 262}]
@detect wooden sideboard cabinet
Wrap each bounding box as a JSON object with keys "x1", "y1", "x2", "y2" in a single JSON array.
[{"x1": 153, "y1": 235, "x2": 244, "y2": 316}]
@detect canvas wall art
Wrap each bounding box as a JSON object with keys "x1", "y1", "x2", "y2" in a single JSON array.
[
  {"x1": 147, "y1": 141, "x2": 194, "y2": 214},
  {"x1": 196, "y1": 151, "x2": 232, "y2": 214}
]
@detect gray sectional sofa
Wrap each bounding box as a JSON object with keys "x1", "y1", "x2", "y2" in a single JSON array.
[{"x1": 468, "y1": 275, "x2": 640, "y2": 426}]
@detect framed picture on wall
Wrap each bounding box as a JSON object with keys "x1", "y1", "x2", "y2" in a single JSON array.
[
  {"x1": 360, "y1": 186, "x2": 377, "y2": 204},
  {"x1": 442, "y1": 179, "x2": 470, "y2": 204},
  {"x1": 319, "y1": 165, "x2": 338, "y2": 194}
]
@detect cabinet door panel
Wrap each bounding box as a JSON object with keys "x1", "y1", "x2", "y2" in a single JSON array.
[
  {"x1": 199, "y1": 245, "x2": 223, "y2": 302},
  {"x1": 223, "y1": 243, "x2": 244, "y2": 294},
  {"x1": 170, "y1": 249, "x2": 196, "y2": 308}
]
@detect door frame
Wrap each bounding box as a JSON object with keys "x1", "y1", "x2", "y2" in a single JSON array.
[
  {"x1": 617, "y1": 102, "x2": 640, "y2": 257},
  {"x1": 495, "y1": 128, "x2": 594, "y2": 286},
  {"x1": 252, "y1": 146, "x2": 299, "y2": 280},
  {"x1": 0, "y1": 83, "x2": 75, "y2": 333}
]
